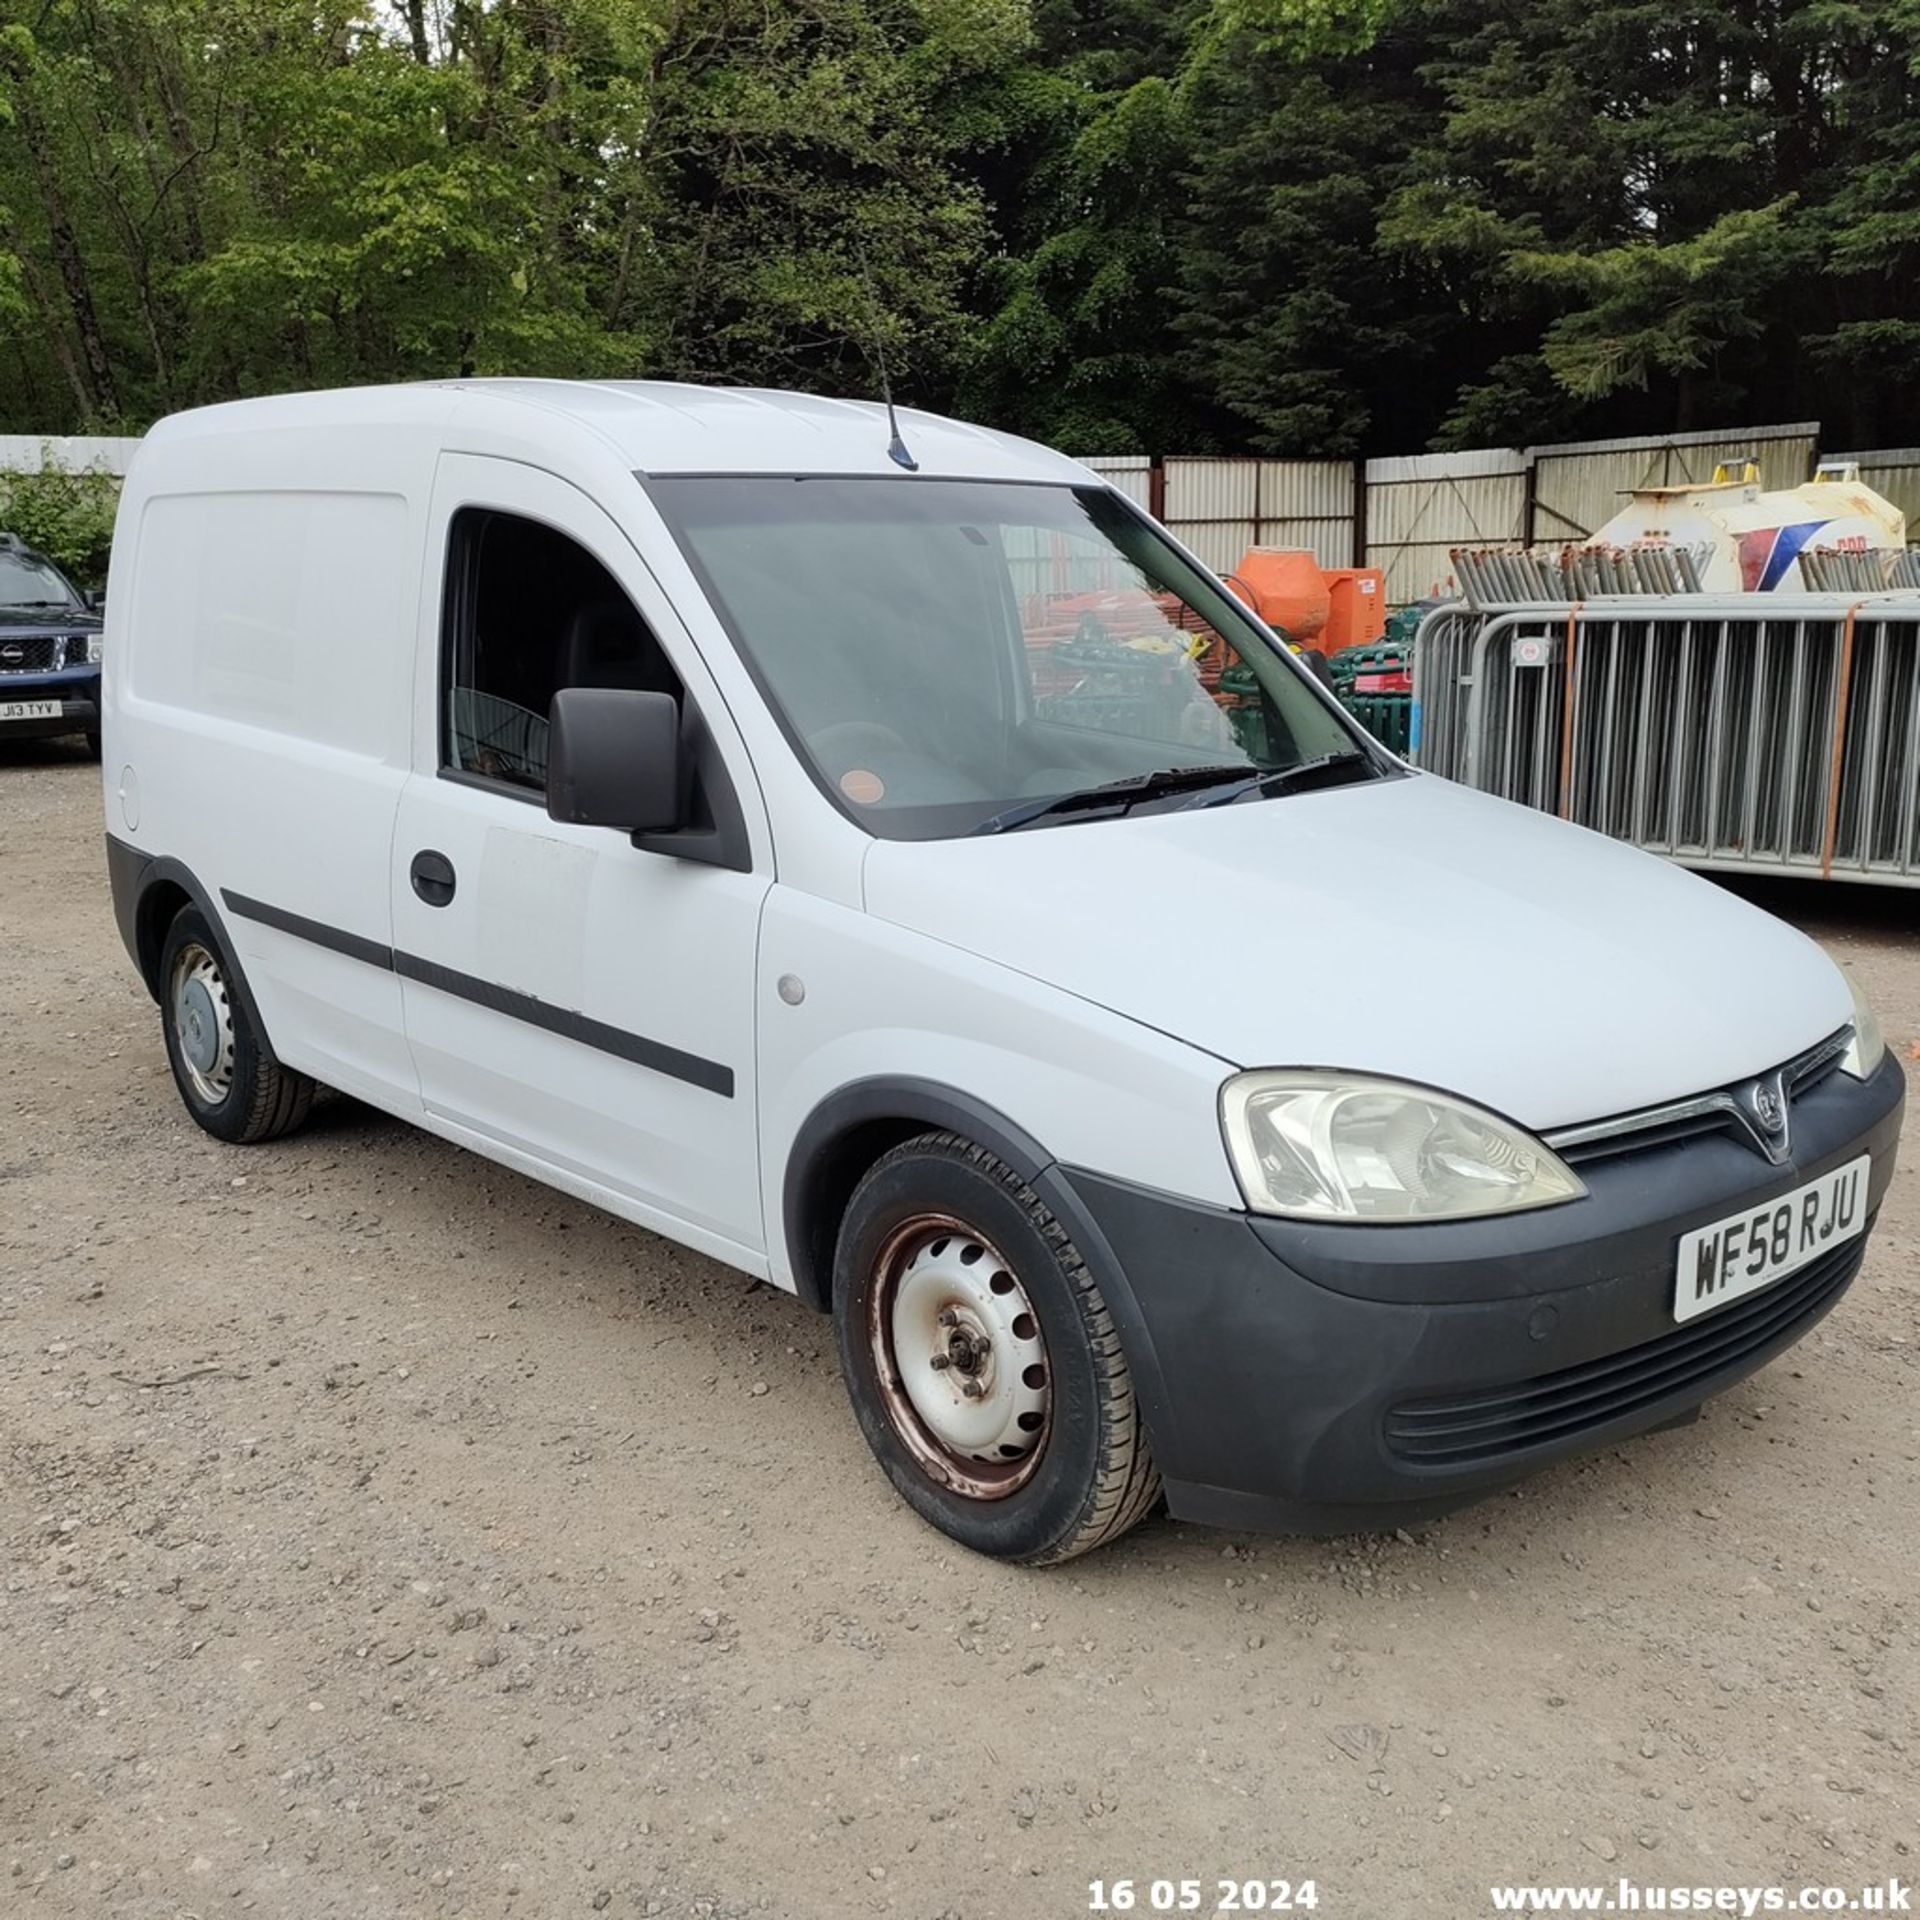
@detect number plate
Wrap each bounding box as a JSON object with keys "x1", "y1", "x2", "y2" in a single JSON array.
[
  {"x1": 1674, "y1": 1155, "x2": 1870, "y2": 1323},
  {"x1": 0, "y1": 698, "x2": 62, "y2": 722}
]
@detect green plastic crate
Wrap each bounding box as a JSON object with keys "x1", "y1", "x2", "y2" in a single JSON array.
[
  {"x1": 1216, "y1": 659, "x2": 1271, "y2": 761},
  {"x1": 1384, "y1": 602, "x2": 1428, "y2": 653},
  {"x1": 1328, "y1": 639, "x2": 1415, "y2": 756}
]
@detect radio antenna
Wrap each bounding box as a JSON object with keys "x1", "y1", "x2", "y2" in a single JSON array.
[{"x1": 854, "y1": 243, "x2": 918, "y2": 472}]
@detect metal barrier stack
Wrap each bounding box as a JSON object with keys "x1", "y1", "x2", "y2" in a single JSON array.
[
  {"x1": 1450, "y1": 548, "x2": 1566, "y2": 607},
  {"x1": 1412, "y1": 596, "x2": 1920, "y2": 887},
  {"x1": 1450, "y1": 543, "x2": 1708, "y2": 607},
  {"x1": 1564, "y1": 543, "x2": 1706, "y2": 597},
  {"x1": 1802, "y1": 546, "x2": 1920, "y2": 593}
]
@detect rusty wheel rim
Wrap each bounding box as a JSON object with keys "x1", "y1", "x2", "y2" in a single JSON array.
[{"x1": 866, "y1": 1212, "x2": 1052, "y2": 1501}]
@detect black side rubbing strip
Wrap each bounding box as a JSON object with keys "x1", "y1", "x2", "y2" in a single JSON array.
[
  {"x1": 219, "y1": 890, "x2": 733, "y2": 1099},
  {"x1": 391, "y1": 952, "x2": 733, "y2": 1097},
  {"x1": 223, "y1": 890, "x2": 395, "y2": 971}
]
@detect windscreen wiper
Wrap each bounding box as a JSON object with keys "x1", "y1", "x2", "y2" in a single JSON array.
[
  {"x1": 969, "y1": 763, "x2": 1253, "y2": 836},
  {"x1": 1186, "y1": 749, "x2": 1379, "y2": 809}
]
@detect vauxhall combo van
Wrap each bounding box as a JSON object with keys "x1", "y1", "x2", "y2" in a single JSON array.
[{"x1": 102, "y1": 382, "x2": 1904, "y2": 1564}]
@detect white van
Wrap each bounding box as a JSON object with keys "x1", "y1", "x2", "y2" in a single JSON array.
[{"x1": 102, "y1": 383, "x2": 1904, "y2": 1564}]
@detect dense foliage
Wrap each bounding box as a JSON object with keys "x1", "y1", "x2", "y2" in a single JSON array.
[
  {"x1": 0, "y1": 0, "x2": 1915, "y2": 455},
  {"x1": 0, "y1": 461, "x2": 117, "y2": 581}
]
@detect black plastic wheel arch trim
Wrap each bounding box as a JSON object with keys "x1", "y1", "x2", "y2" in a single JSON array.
[
  {"x1": 104, "y1": 836, "x2": 285, "y2": 1067},
  {"x1": 781, "y1": 1075, "x2": 1175, "y2": 1456},
  {"x1": 215, "y1": 887, "x2": 735, "y2": 1098}
]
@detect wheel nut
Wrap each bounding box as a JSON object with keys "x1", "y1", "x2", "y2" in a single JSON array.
[
  {"x1": 960, "y1": 1379, "x2": 984, "y2": 1401},
  {"x1": 928, "y1": 1354, "x2": 950, "y2": 1372},
  {"x1": 937, "y1": 1309, "x2": 958, "y2": 1329}
]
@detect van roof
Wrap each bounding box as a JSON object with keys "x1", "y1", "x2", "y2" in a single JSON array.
[{"x1": 142, "y1": 379, "x2": 1092, "y2": 486}]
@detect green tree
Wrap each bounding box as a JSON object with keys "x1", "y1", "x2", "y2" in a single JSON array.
[
  {"x1": 1382, "y1": 0, "x2": 1920, "y2": 444},
  {"x1": 958, "y1": 64, "x2": 1197, "y2": 451},
  {"x1": 0, "y1": 0, "x2": 1008, "y2": 430},
  {"x1": 1, "y1": 457, "x2": 117, "y2": 581},
  {"x1": 1172, "y1": 11, "x2": 1455, "y2": 454},
  {"x1": 626, "y1": 0, "x2": 1002, "y2": 399},
  {"x1": 0, "y1": 0, "x2": 1915, "y2": 457},
  {"x1": 1811, "y1": 0, "x2": 1920, "y2": 447}
]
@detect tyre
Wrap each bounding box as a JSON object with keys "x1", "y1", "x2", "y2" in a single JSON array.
[
  {"x1": 158, "y1": 905, "x2": 315, "y2": 1144},
  {"x1": 832, "y1": 1132, "x2": 1161, "y2": 1564},
  {"x1": 81, "y1": 728, "x2": 101, "y2": 759}
]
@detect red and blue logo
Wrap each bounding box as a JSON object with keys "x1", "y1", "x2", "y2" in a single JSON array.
[{"x1": 1737, "y1": 520, "x2": 1833, "y2": 591}]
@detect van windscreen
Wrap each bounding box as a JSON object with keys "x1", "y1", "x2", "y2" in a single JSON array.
[{"x1": 647, "y1": 476, "x2": 1368, "y2": 842}]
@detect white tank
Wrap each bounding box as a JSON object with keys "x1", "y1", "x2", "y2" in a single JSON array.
[{"x1": 1583, "y1": 462, "x2": 1907, "y2": 593}]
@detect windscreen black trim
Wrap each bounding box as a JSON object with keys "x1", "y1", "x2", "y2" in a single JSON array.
[{"x1": 220, "y1": 890, "x2": 733, "y2": 1098}]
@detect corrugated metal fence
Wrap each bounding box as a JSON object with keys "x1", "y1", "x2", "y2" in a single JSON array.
[
  {"x1": 1528, "y1": 423, "x2": 1818, "y2": 544},
  {"x1": 1161, "y1": 457, "x2": 1356, "y2": 575},
  {"x1": 1363, "y1": 448, "x2": 1527, "y2": 607},
  {"x1": 1074, "y1": 423, "x2": 1889, "y2": 606},
  {"x1": 1079, "y1": 454, "x2": 1152, "y2": 511},
  {"x1": 0, "y1": 426, "x2": 1902, "y2": 613},
  {"x1": 0, "y1": 433, "x2": 142, "y2": 475}
]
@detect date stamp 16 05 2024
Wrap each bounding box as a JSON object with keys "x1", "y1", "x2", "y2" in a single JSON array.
[{"x1": 1088, "y1": 1880, "x2": 1322, "y2": 1915}]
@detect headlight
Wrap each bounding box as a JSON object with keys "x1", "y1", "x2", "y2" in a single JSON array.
[
  {"x1": 85, "y1": 633, "x2": 103, "y2": 664},
  {"x1": 1839, "y1": 974, "x2": 1884, "y2": 1081},
  {"x1": 1220, "y1": 1071, "x2": 1586, "y2": 1223}
]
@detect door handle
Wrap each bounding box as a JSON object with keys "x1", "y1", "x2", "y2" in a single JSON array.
[{"x1": 410, "y1": 849, "x2": 457, "y2": 907}]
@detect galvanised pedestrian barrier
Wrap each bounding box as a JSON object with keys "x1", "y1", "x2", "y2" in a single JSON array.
[{"x1": 1410, "y1": 596, "x2": 1920, "y2": 887}]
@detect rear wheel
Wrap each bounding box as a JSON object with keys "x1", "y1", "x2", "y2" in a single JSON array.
[
  {"x1": 832, "y1": 1133, "x2": 1160, "y2": 1564},
  {"x1": 159, "y1": 906, "x2": 315, "y2": 1143}
]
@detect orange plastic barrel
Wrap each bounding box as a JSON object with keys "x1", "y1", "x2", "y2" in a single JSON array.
[{"x1": 1227, "y1": 548, "x2": 1331, "y2": 650}]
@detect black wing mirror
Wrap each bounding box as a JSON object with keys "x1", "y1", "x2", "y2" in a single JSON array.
[{"x1": 546, "y1": 688, "x2": 682, "y2": 834}]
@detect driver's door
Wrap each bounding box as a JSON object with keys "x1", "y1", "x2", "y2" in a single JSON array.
[{"x1": 391, "y1": 454, "x2": 771, "y2": 1271}]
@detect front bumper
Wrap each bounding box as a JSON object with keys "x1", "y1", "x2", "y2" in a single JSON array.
[
  {"x1": 1062, "y1": 1050, "x2": 1905, "y2": 1534},
  {"x1": 0, "y1": 665, "x2": 100, "y2": 742}
]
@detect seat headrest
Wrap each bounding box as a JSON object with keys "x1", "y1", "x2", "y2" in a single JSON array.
[{"x1": 563, "y1": 600, "x2": 663, "y2": 693}]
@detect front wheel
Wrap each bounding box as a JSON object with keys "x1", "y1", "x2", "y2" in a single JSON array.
[{"x1": 832, "y1": 1133, "x2": 1161, "y2": 1564}]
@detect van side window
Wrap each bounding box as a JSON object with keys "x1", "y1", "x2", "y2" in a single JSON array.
[{"x1": 442, "y1": 509, "x2": 680, "y2": 793}]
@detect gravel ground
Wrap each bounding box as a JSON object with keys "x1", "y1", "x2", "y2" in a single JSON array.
[{"x1": 3, "y1": 743, "x2": 1917, "y2": 1920}]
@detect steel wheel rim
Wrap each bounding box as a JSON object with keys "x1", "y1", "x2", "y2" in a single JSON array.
[
  {"x1": 168, "y1": 941, "x2": 235, "y2": 1107},
  {"x1": 867, "y1": 1212, "x2": 1052, "y2": 1500}
]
